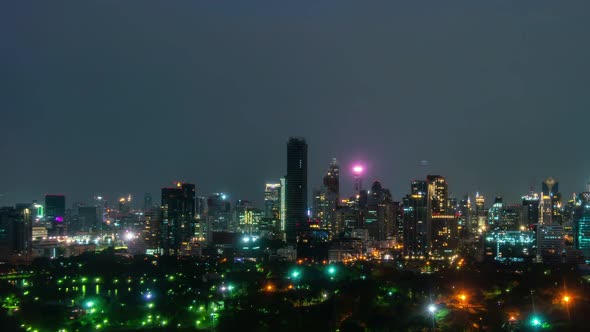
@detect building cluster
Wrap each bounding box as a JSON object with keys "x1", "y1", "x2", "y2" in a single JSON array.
[{"x1": 1, "y1": 138, "x2": 590, "y2": 266}]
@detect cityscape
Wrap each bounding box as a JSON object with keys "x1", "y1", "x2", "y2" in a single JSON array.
[
  {"x1": 3, "y1": 1, "x2": 590, "y2": 332},
  {"x1": 1, "y1": 137, "x2": 590, "y2": 331}
]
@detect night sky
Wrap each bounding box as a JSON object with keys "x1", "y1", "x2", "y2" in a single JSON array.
[{"x1": 2, "y1": 1, "x2": 590, "y2": 207}]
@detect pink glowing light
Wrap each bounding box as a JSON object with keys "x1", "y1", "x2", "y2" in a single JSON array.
[{"x1": 352, "y1": 165, "x2": 364, "y2": 175}]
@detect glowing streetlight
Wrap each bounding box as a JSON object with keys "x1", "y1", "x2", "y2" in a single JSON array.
[{"x1": 428, "y1": 304, "x2": 437, "y2": 314}]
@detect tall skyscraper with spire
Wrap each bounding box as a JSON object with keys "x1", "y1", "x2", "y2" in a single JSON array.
[
  {"x1": 285, "y1": 137, "x2": 308, "y2": 244},
  {"x1": 313, "y1": 159, "x2": 340, "y2": 238}
]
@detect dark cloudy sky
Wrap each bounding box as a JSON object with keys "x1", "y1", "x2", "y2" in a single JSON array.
[{"x1": 2, "y1": 1, "x2": 590, "y2": 207}]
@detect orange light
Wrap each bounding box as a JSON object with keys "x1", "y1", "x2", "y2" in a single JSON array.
[
  {"x1": 459, "y1": 293, "x2": 467, "y2": 302},
  {"x1": 266, "y1": 284, "x2": 274, "y2": 292},
  {"x1": 563, "y1": 295, "x2": 571, "y2": 303}
]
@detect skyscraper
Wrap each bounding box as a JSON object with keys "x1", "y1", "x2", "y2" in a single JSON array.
[
  {"x1": 45, "y1": 194, "x2": 65, "y2": 223},
  {"x1": 286, "y1": 137, "x2": 308, "y2": 244},
  {"x1": 426, "y1": 175, "x2": 457, "y2": 256},
  {"x1": 324, "y1": 158, "x2": 339, "y2": 199},
  {"x1": 522, "y1": 192, "x2": 540, "y2": 226},
  {"x1": 402, "y1": 180, "x2": 429, "y2": 257},
  {"x1": 541, "y1": 177, "x2": 562, "y2": 224},
  {"x1": 312, "y1": 159, "x2": 340, "y2": 239},
  {"x1": 365, "y1": 181, "x2": 395, "y2": 241},
  {"x1": 161, "y1": 182, "x2": 196, "y2": 255},
  {"x1": 574, "y1": 192, "x2": 590, "y2": 262},
  {"x1": 264, "y1": 183, "x2": 281, "y2": 220},
  {"x1": 45, "y1": 194, "x2": 66, "y2": 236},
  {"x1": 0, "y1": 205, "x2": 33, "y2": 262}
]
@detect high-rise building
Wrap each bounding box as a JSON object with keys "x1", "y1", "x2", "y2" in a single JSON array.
[
  {"x1": 312, "y1": 159, "x2": 340, "y2": 239},
  {"x1": 402, "y1": 180, "x2": 429, "y2": 257},
  {"x1": 324, "y1": 158, "x2": 339, "y2": 199},
  {"x1": 365, "y1": 181, "x2": 395, "y2": 241},
  {"x1": 286, "y1": 137, "x2": 308, "y2": 244},
  {"x1": 541, "y1": 177, "x2": 562, "y2": 224},
  {"x1": 475, "y1": 193, "x2": 486, "y2": 228},
  {"x1": 45, "y1": 195, "x2": 65, "y2": 223},
  {"x1": 280, "y1": 177, "x2": 287, "y2": 234},
  {"x1": 457, "y1": 195, "x2": 471, "y2": 236},
  {"x1": 426, "y1": 175, "x2": 457, "y2": 256},
  {"x1": 0, "y1": 205, "x2": 33, "y2": 262},
  {"x1": 78, "y1": 206, "x2": 98, "y2": 232},
  {"x1": 522, "y1": 192, "x2": 540, "y2": 226},
  {"x1": 206, "y1": 193, "x2": 232, "y2": 233},
  {"x1": 574, "y1": 192, "x2": 590, "y2": 262},
  {"x1": 487, "y1": 197, "x2": 503, "y2": 229},
  {"x1": 161, "y1": 182, "x2": 196, "y2": 255},
  {"x1": 45, "y1": 195, "x2": 66, "y2": 236},
  {"x1": 264, "y1": 183, "x2": 281, "y2": 221}
]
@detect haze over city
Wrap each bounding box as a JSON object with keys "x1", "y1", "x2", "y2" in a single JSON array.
[{"x1": 3, "y1": 1, "x2": 590, "y2": 206}]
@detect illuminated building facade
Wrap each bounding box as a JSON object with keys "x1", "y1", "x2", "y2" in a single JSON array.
[
  {"x1": 402, "y1": 180, "x2": 428, "y2": 257},
  {"x1": 285, "y1": 137, "x2": 308, "y2": 244},
  {"x1": 537, "y1": 223, "x2": 565, "y2": 263},
  {"x1": 312, "y1": 159, "x2": 340, "y2": 239},
  {"x1": 522, "y1": 192, "x2": 540, "y2": 226},
  {"x1": 475, "y1": 193, "x2": 486, "y2": 228},
  {"x1": 541, "y1": 177, "x2": 562, "y2": 224},
  {"x1": 483, "y1": 230, "x2": 535, "y2": 263},
  {"x1": 264, "y1": 183, "x2": 281, "y2": 221},
  {"x1": 426, "y1": 175, "x2": 458, "y2": 256},
  {"x1": 574, "y1": 192, "x2": 590, "y2": 262}
]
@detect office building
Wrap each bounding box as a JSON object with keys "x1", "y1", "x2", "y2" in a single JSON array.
[
  {"x1": 161, "y1": 182, "x2": 196, "y2": 255},
  {"x1": 286, "y1": 137, "x2": 308, "y2": 244},
  {"x1": 402, "y1": 180, "x2": 429, "y2": 257}
]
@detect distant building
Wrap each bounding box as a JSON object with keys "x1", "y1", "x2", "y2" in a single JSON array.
[
  {"x1": 475, "y1": 193, "x2": 486, "y2": 228},
  {"x1": 522, "y1": 192, "x2": 540, "y2": 226},
  {"x1": 537, "y1": 223, "x2": 565, "y2": 263},
  {"x1": 483, "y1": 230, "x2": 535, "y2": 263},
  {"x1": 78, "y1": 206, "x2": 98, "y2": 232},
  {"x1": 286, "y1": 137, "x2": 308, "y2": 244},
  {"x1": 143, "y1": 193, "x2": 153, "y2": 212},
  {"x1": 0, "y1": 205, "x2": 33, "y2": 262},
  {"x1": 541, "y1": 177, "x2": 562, "y2": 224},
  {"x1": 207, "y1": 193, "x2": 232, "y2": 234},
  {"x1": 264, "y1": 183, "x2": 281, "y2": 221}
]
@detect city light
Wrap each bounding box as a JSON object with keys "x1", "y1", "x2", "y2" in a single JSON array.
[
  {"x1": 428, "y1": 304, "x2": 437, "y2": 313},
  {"x1": 352, "y1": 165, "x2": 364, "y2": 174}
]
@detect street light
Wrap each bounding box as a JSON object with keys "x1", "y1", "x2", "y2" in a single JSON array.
[
  {"x1": 427, "y1": 304, "x2": 437, "y2": 330},
  {"x1": 428, "y1": 304, "x2": 437, "y2": 314}
]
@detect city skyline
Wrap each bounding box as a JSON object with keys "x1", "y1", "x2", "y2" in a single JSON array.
[
  {"x1": 3, "y1": 1, "x2": 590, "y2": 206},
  {"x1": 1, "y1": 140, "x2": 589, "y2": 209}
]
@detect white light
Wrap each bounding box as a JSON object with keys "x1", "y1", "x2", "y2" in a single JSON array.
[
  {"x1": 428, "y1": 304, "x2": 437, "y2": 313},
  {"x1": 125, "y1": 232, "x2": 134, "y2": 240}
]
